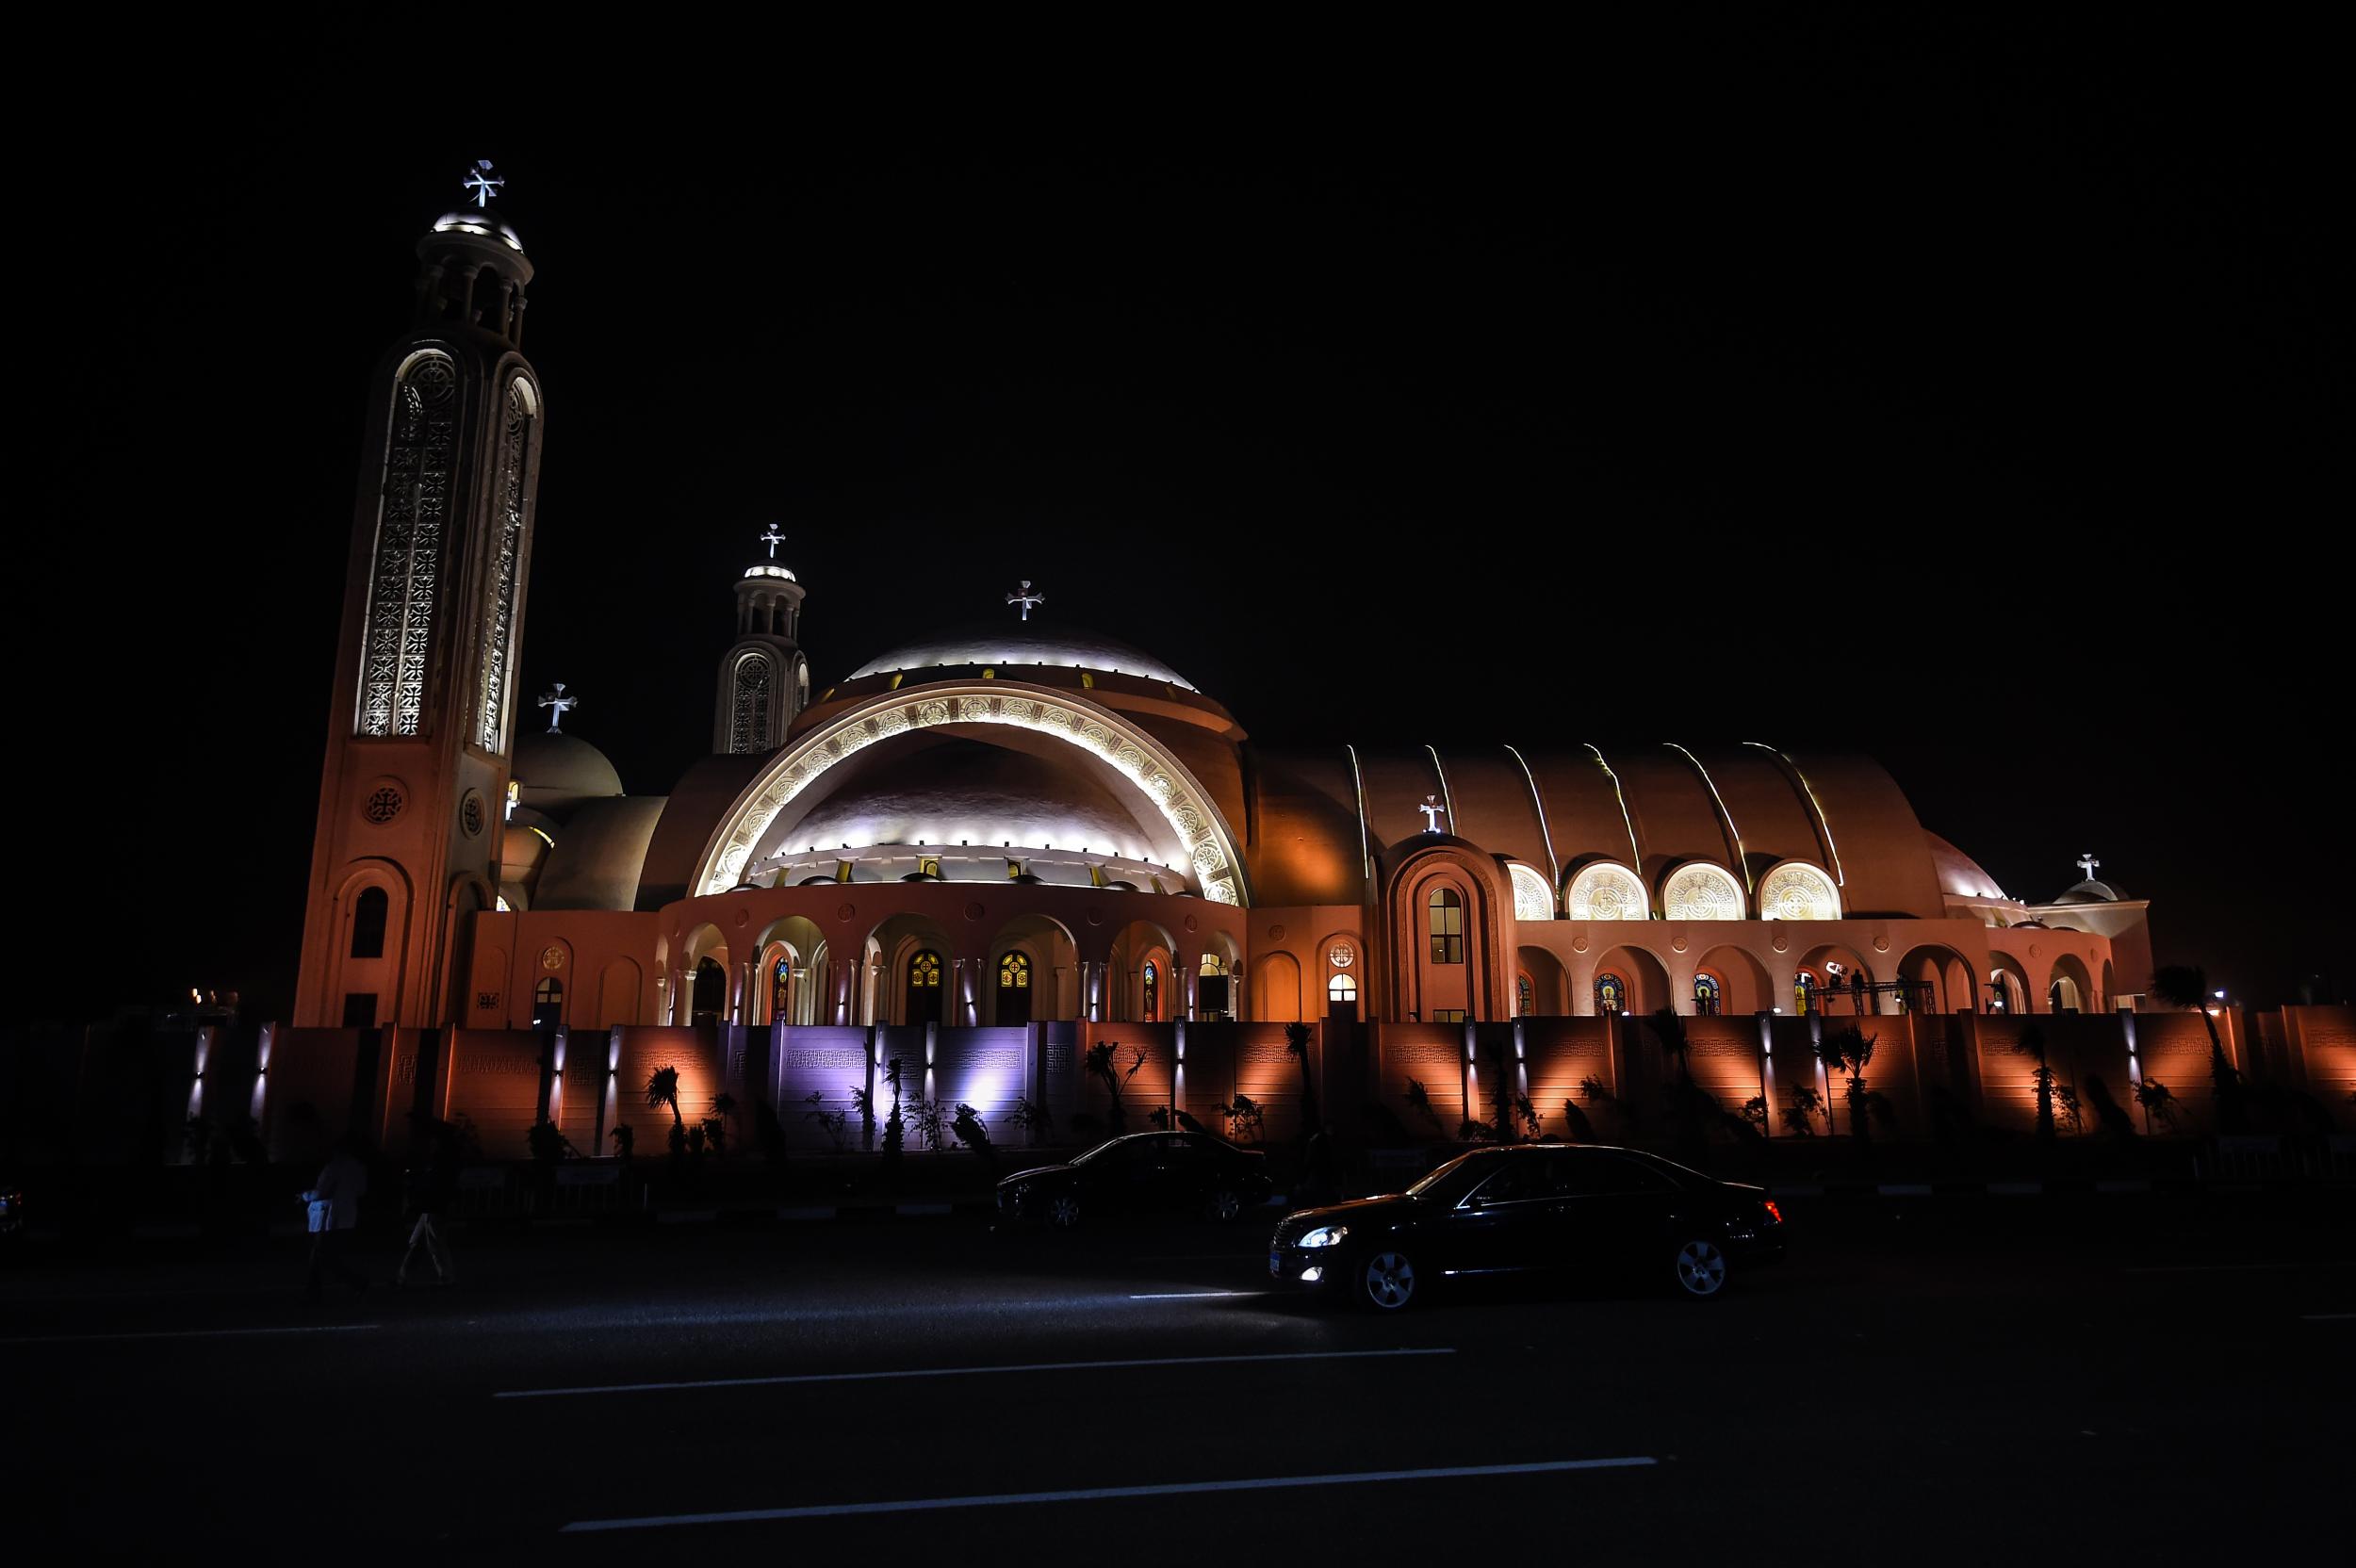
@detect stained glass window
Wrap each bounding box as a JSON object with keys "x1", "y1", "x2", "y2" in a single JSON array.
[
  {"x1": 1693, "y1": 972, "x2": 1723, "y2": 1015},
  {"x1": 999, "y1": 952, "x2": 1030, "y2": 990},
  {"x1": 1595, "y1": 973, "x2": 1628, "y2": 1014}
]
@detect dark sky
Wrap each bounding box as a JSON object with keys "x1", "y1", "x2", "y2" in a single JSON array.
[{"x1": 22, "y1": 17, "x2": 2350, "y2": 1021}]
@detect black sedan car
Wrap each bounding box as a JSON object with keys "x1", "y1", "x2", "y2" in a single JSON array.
[
  {"x1": 997, "y1": 1132, "x2": 1271, "y2": 1228},
  {"x1": 1268, "y1": 1144, "x2": 1783, "y2": 1308}
]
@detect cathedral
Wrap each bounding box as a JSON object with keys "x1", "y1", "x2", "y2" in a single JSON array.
[{"x1": 268, "y1": 177, "x2": 2325, "y2": 1159}]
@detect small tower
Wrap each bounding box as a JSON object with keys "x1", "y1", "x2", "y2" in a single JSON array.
[
  {"x1": 293, "y1": 166, "x2": 544, "y2": 1030},
  {"x1": 713, "y1": 526, "x2": 810, "y2": 753}
]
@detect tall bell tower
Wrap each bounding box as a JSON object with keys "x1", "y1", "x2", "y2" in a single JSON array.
[
  {"x1": 712, "y1": 525, "x2": 810, "y2": 754},
  {"x1": 293, "y1": 164, "x2": 545, "y2": 1030}
]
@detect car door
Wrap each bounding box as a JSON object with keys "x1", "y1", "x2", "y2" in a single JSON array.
[
  {"x1": 1437, "y1": 1154, "x2": 1562, "y2": 1275},
  {"x1": 1546, "y1": 1150, "x2": 1674, "y2": 1267}
]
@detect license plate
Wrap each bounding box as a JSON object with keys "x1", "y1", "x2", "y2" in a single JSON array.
[{"x1": 1268, "y1": 1251, "x2": 1283, "y2": 1277}]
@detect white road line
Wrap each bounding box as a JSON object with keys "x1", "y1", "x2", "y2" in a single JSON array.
[
  {"x1": 561, "y1": 1455, "x2": 1657, "y2": 1531},
  {"x1": 497, "y1": 1347, "x2": 1454, "y2": 1400},
  {"x1": 2127, "y1": 1262, "x2": 2356, "y2": 1274},
  {"x1": 1127, "y1": 1289, "x2": 1263, "y2": 1299},
  {"x1": 0, "y1": 1323, "x2": 382, "y2": 1346}
]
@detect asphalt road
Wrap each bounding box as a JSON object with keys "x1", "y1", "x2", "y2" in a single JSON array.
[{"x1": 7, "y1": 1192, "x2": 2350, "y2": 1562}]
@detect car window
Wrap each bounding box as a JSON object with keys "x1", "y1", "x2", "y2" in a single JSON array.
[
  {"x1": 1549, "y1": 1150, "x2": 1616, "y2": 1197},
  {"x1": 1599, "y1": 1155, "x2": 1675, "y2": 1194},
  {"x1": 1470, "y1": 1156, "x2": 1553, "y2": 1204}
]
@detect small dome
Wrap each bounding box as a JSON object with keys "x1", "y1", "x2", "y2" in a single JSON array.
[
  {"x1": 2053, "y1": 878, "x2": 2125, "y2": 905},
  {"x1": 513, "y1": 730, "x2": 624, "y2": 817},
  {"x1": 849, "y1": 619, "x2": 1196, "y2": 691},
  {"x1": 431, "y1": 210, "x2": 526, "y2": 253}
]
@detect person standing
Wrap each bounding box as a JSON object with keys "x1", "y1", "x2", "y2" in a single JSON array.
[
  {"x1": 303, "y1": 1135, "x2": 370, "y2": 1302},
  {"x1": 396, "y1": 1128, "x2": 460, "y2": 1287}
]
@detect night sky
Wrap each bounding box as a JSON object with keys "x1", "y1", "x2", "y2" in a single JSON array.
[{"x1": 24, "y1": 18, "x2": 2349, "y2": 1021}]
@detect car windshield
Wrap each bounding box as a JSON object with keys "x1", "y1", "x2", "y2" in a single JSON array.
[
  {"x1": 1406, "y1": 1151, "x2": 1497, "y2": 1200},
  {"x1": 1068, "y1": 1137, "x2": 1129, "y2": 1167}
]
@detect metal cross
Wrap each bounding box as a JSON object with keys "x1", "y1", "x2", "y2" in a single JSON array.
[
  {"x1": 760, "y1": 524, "x2": 786, "y2": 560},
  {"x1": 1417, "y1": 794, "x2": 1447, "y2": 832},
  {"x1": 1006, "y1": 580, "x2": 1045, "y2": 621},
  {"x1": 464, "y1": 160, "x2": 505, "y2": 208},
  {"x1": 2076, "y1": 852, "x2": 2100, "y2": 881},
  {"x1": 537, "y1": 682, "x2": 577, "y2": 732}
]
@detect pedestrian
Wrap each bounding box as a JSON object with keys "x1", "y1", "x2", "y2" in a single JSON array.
[
  {"x1": 396, "y1": 1126, "x2": 460, "y2": 1287},
  {"x1": 1850, "y1": 969, "x2": 1868, "y2": 1014},
  {"x1": 303, "y1": 1135, "x2": 370, "y2": 1301}
]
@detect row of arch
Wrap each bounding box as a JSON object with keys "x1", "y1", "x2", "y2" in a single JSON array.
[
  {"x1": 654, "y1": 912, "x2": 1247, "y2": 1030},
  {"x1": 1506, "y1": 941, "x2": 2112, "y2": 1019},
  {"x1": 1504, "y1": 858, "x2": 1843, "y2": 924}
]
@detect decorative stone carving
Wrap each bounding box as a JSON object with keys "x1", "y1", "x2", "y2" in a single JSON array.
[
  {"x1": 1759, "y1": 861, "x2": 1841, "y2": 922},
  {"x1": 1663, "y1": 864, "x2": 1743, "y2": 921},
  {"x1": 473, "y1": 378, "x2": 534, "y2": 753},
  {"x1": 1567, "y1": 863, "x2": 1646, "y2": 922},
  {"x1": 357, "y1": 353, "x2": 457, "y2": 738}
]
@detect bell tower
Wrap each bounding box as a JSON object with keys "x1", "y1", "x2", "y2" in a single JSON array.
[
  {"x1": 293, "y1": 164, "x2": 545, "y2": 1030},
  {"x1": 713, "y1": 525, "x2": 810, "y2": 753}
]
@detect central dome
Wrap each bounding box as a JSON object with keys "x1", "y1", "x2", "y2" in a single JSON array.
[{"x1": 849, "y1": 620, "x2": 1196, "y2": 691}]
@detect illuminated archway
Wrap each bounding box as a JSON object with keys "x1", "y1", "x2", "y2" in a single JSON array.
[
  {"x1": 1661, "y1": 861, "x2": 1744, "y2": 921},
  {"x1": 694, "y1": 683, "x2": 1250, "y2": 905},
  {"x1": 1758, "y1": 860, "x2": 1841, "y2": 921},
  {"x1": 1565, "y1": 861, "x2": 1647, "y2": 921}
]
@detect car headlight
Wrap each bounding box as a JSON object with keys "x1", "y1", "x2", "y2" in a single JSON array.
[{"x1": 1297, "y1": 1224, "x2": 1349, "y2": 1249}]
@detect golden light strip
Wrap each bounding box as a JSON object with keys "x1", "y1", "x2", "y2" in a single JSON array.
[
  {"x1": 1582, "y1": 743, "x2": 1644, "y2": 883},
  {"x1": 1665, "y1": 743, "x2": 1750, "y2": 893},
  {"x1": 1502, "y1": 743, "x2": 1559, "y2": 883},
  {"x1": 1742, "y1": 741, "x2": 1846, "y2": 888},
  {"x1": 1346, "y1": 743, "x2": 1372, "y2": 879}
]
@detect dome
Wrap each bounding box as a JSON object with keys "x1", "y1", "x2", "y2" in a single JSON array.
[
  {"x1": 782, "y1": 737, "x2": 1164, "y2": 861},
  {"x1": 1925, "y1": 832, "x2": 2008, "y2": 901},
  {"x1": 849, "y1": 620, "x2": 1196, "y2": 691},
  {"x1": 512, "y1": 730, "x2": 624, "y2": 816},
  {"x1": 2052, "y1": 878, "x2": 2126, "y2": 905},
  {"x1": 430, "y1": 210, "x2": 525, "y2": 253}
]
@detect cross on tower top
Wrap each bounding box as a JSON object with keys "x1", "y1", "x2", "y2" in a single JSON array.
[
  {"x1": 463, "y1": 160, "x2": 505, "y2": 208},
  {"x1": 2076, "y1": 852, "x2": 2101, "y2": 881},
  {"x1": 1006, "y1": 580, "x2": 1045, "y2": 621},
  {"x1": 1418, "y1": 794, "x2": 1448, "y2": 832},
  {"x1": 537, "y1": 682, "x2": 578, "y2": 732},
  {"x1": 759, "y1": 524, "x2": 786, "y2": 560}
]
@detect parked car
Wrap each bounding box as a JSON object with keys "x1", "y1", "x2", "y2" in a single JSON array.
[
  {"x1": 1268, "y1": 1144, "x2": 1784, "y2": 1309},
  {"x1": 997, "y1": 1132, "x2": 1270, "y2": 1228}
]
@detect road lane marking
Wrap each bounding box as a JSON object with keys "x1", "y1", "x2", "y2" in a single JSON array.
[
  {"x1": 0, "y1": 1324, "x2": 382, "y2": 1346},
  {"x1": 498, "y1": 1346, "x2": 1455, "y2": 1400},
  {"x1": 2127, "y1": 1262, "x2": 2356, "y2": 1274},
  {"x1": 561, "y1": 1455, "x2": 1657, "y2": 1531},
  {"x1": 1127, "y1": 1289, "x2": 1264, "y2": 1299}
]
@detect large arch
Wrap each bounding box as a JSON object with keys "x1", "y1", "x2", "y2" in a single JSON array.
[
  {"x1": 1690, "y1": 944, "x2": 1775, "y2": 1016},
  {"x1": 994, "y1": 913, "x2": 1081, "y2": 1023},
  {"x1": 1516, "y1": 945, "x2": 1571, "y2": 1017},
  {"x1": 2048, "y1": 952, "x2": 2097, "y2": 1014},
  {"x1": 1798, "y1": 941, "x2": 1876, "y2": 1017},
  {"x1": 694, "y1": 683, "x2": 1251, "y2": 906},
  {"x1": 1988, "y1": 947, "x2": 2034, "y2": 1015},
  {"x1": 1588, "y1": 944, "x2": 1672, "y2": 1018},
  {"x1": 859, "y1": 912, "x2": 956, "y2": 1026},
  {"x1": 1898, "y1": 943, "x2": 1976, "y2": 1015},
  {"x1": 1252, "y1": 951, "x2": 1304, "y2": 1022}
]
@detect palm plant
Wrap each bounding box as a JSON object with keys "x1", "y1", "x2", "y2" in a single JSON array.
[
  {"x1": 1823, "y1": 1026, "x2": 1880, "y2": 1143},
  {"x1": 2133, "y1": 1075, "x2": 2182, "y2": 1132},
  {"x1": 2149, "y1": 965, "x2": 2245, "y2": 1131},
  {"x1": 644, "y1": 1065, "x2": 684, "y2": 1135},
  {"x1": 1284, "y1": 1021, "x2": 1320, "y2": 1139},
  {"x1": 1402, "y1": 1078, "x2": 1448, "y2": 1139},
  {"x1": 2012, "y1": 1023, "x2": 2058, "y2": 1142},
  {"x1": 1780, "y1": 1085, "x2": 1824, "y2": 1137},
  {"x1": 1084, "y1": 1041, "x2": 1145, "y2": 1135},
  {"x1": 1560, "y1": 1097, "x2": 1596, "y2": 1142}
]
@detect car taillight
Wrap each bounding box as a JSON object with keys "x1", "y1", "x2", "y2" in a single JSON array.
[{"x1": 1761, "y1": 1200, "x2": 1783, "y2": 1226}]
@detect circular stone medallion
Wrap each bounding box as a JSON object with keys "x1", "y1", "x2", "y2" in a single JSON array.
[
  {"x1": 539, "y1": 945, "x2": 565, "y2": 972},
  {"x1": 836, "y1": 902, "x2": 858, "y2": 923}
]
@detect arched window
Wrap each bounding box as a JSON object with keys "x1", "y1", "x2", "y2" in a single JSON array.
[
  {"x1": 1794, "y1": 969, "x2": 1819, "y2": 1015},
  {"x1": 1759, "y1": 861, "x2": 1841, "y2": 921},
  {"x1": 997, "y1": 951, "x2": 1033, "y2": 1026},
  {"x1": 1516, "y1": 973, "x2": 1535, "y2": 1017},
  {"x1": 771, "y1": 954, "x2": 794, "y2": 1021},
  {"x1": 1566, "y1": 862, "x2": 1647, "y2": 921},
  {"x1": 356, "y1": 351, "x2": 459, "y2": 737},
  {"x1": 728, "y1": 652, "x2": 775, "y2": 754},
  {"x1": 1693, "y1": 972, "x2": 1723, "y2": 1016},
  {"x1": 1509, "y1": 863, "x2": 1555, "y2": 923},
  {"x1": 1142, "y1": 960, "x2": 1159, "y2": 1022},
  {"x1": 691, "y1": 957, "x2": 727, "y2": 1024},
  {"x1": 350, "y1": 887, "x2": 388, "y2": 959},
  {"x1": 906, "y1": 949, "x2": 943, "y2": 1025},
  {"x1": 532, "y1": 976, "x2": 564, "y2": 1031},
  {"x1": 1328, "y1": 972, "x2": 1357, "y2": 1005},
  {"x1": 473, "y1": 376, "x2": 537, "y2": 753},
  {"x1": 1428, "y1": 888, "x2": 1464, "y2": 964},
  {"x1": 1662, "y1": 863, "x2": 1744, "y2": 921},
  {"x1": 1595, "y1": 972, "x2": 1628, "y2": 1014}
]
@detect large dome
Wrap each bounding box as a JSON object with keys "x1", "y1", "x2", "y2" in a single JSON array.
[
  {"x1": 784, "y1": 737, "x2": 1164, "y2": 860},
  {"x1": 849, "y1": 620, "x2": 1197, "y2": 691}
]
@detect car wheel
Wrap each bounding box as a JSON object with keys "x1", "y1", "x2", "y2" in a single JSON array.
[
  {"x1": 1361, "y1": 1249, "x2": 1418, "y2": 1311},
  {"x1": 1672, "y1": 1237, "x2": 1729, "y2": 1298},
  {"x1": 1047, "y1": 1192, "x2": 1082, "y2": 1230},
  {"x1": 1206, "y1": 1187, "x2": 1243, "y2": 1223}
]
